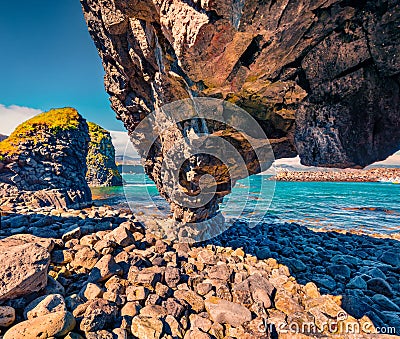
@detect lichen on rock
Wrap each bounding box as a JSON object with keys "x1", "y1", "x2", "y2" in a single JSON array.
[
  {"x1": 0, "y1": 107, "x2": 92, "y2": 209},
  {"x1": 86, "y1": 122, "x2": 122, "y2": 187}
]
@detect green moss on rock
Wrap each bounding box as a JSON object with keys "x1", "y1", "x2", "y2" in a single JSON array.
[
  {"x1": 86, "y1": 122, "x2": 123, "y2": 187},
  {"x1": 0, "y1": 107, "x2": 81, "y2": 157}
]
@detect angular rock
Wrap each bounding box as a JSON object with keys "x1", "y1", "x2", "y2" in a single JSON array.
[
  {"x1": 327, "y1": 264, "x2": 351, "y2": 279},
  {"x1": 81, "y1": 283, "x2": 104, "y2": 301},
  {"x1": 367, "y1": 278, "x2": 394, "y2": 297},
  {"x1": 24, "y1": 294, "x2": 67, "y2": 319},
  {"x1": 205, "y1": 297, "x2": 252, "y2": 328},
  {"x1": 131, "y1": 315, "x2": 164, "y2": 339},
  {"x1": 347, "y1": 276, "x2": 367, "y2": 290},
  {"x1": 0, "y1": 241, "x2": 50, "y2": 301},
  {"x1": 71, "y1": 246, "x2": 99, "y2": 270},
  {"x1": 88, "y1": 254, "x2": 122, "y2": 283},
  {"x1": 80, "y1": 299, "x2": 119, "y2": 332},
  {"x1": 164, "y1": 267, "x2": 181, "y2": 288},
  {"x1": 379, "y1": 251, "x2": 400, "y2": 267},
  {"x1": 174, "y1": 290, "x2": 205, "y2": 313},
  {"x1": 104, "y1": 226, "x2": 134, "y2": 247},
  {"x1": 372, "y1": 294, "x2": 400, "y2": 312},
  {"x1": 0, "y1": 306, "x2": 15, "y2": 327}
]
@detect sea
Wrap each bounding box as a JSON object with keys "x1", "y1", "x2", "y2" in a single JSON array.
[{"x1": 91, "y1": 173, "x2": 400, "y2": 235}]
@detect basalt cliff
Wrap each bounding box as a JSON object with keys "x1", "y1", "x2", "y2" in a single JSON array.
[
  {"x1": 81, "y1": 0, "x2": 400, "y2": 222},
  {"x1": 0, "y1": 108, "x2": 92, "y2": 209},
  {"x1": 86, "y1": 122, "x2": 123, "y2": 187}
]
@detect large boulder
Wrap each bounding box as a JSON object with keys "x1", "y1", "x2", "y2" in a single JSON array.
[
  {"x1": 0, "y1": 236, "x2": 50, "y2": 301},
  {"x1": 86, "y1": 122, "x2": 122, "y2": 187},
  {"x1": 0, "y1": 107, "x2": 92, "y2": 209},
  {"x1": 81, "y1": 0, "x2": 400, "y2": 221}
]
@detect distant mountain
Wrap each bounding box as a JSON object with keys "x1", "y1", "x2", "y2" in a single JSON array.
[
  {"x1": 115, "y1": 154, "x2": 141, "y2": 165},
  {"x1": 0, "y1": 134, "x2": 8, "y2": 142}
]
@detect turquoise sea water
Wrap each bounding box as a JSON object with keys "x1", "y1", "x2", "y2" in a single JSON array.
[{"x1": 92, "y1": 173, "x2": 400, "y2": 235}]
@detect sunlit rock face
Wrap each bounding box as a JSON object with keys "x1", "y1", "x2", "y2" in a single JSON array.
[{"x1": 81, "y1": 0, "x2": 400, "y2": 222}]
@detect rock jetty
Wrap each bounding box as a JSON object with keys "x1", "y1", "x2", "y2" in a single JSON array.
[
  {"x1": 0, "y1": 108, "x2": 92, "y2": 209},
  {"x1": 274, "y1": 168, "x2": 400, "y2": 182},
  {"x1": 0, "y1": 204, "x2": 399, "y2": 338},
  {"x1": 86, "y1": 122, "x2": 123, "y2": 188}
]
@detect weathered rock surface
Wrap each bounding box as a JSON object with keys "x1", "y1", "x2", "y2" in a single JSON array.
[
  {"x1": 0, "y1": 238, "x2": 50, "y2": 301},
  {"x1": 0, "y1": 306, "x2": 15, "y2": 327},
  {"x1": 0, "y1": 108, "x2": 92, "y2": 209},
  {"x1": 86, "y1": 122, "x2": 122, "y2": 187},
  {"x1": 3, "y1": 311, "x2": 76, "y2": 339},
  {"x1": 81, "y1": 0, "x2": 400, "y2": 222}
]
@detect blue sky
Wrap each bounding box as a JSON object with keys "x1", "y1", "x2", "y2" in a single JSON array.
[{"x1": 0, "y1": 0, "x2": 125, "y2": 131}]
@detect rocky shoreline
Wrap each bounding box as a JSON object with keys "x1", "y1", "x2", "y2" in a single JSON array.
[
  {"x1": 0, "y1": 204, "x2": 399, "y2": 338},
  {"x1": 274, "y1": 168, "x2": 400, "y2": 182}
]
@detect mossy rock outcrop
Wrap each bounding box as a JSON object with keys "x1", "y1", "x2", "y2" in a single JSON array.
[
  {"x1": 0, "y1": 108, "x2": 92, "y2": 209},
  {"x1": 86, "y1": 122, "x2": 122, "y2": 187}
]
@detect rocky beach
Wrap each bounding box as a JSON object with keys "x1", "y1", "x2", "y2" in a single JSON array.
[{"x1": 0, "y1": 202, "x2": 399, "y2": 338}]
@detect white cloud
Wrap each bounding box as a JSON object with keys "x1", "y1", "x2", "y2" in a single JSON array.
[
  {"x1": 0, "y1": 104, "x2": 42, "y2": 135},
  {"x1": 110, "y1": 130, "x2": 139, "y2": 158}
]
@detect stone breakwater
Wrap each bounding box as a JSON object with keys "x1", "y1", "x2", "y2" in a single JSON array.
[
  {"x1": 0, "y1": 206, "x2": 399, "y2": 338},
  {"x1": 274, "y1": 168, "x2": 400, "y2": 182}
]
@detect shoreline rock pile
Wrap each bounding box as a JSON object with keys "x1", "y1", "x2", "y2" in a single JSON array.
[
  {"x1": 274, "y1": 168, "x2": 400, "y2": 182},
  {"x1": 0, "y1": 205, "x2": 399, "y2": 338}
]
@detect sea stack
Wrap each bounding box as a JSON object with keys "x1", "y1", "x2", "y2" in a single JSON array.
[
  {"x1": 0, "y1": 107, "x2": 92, "y2": 209},
  {"x1": 86, "y1": 122, "x2": 123, "y2": 187}
]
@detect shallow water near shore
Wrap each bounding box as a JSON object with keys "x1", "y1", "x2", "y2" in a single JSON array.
[{"x1": 91, "y1": 173, "x2": 400, "y2": 235}]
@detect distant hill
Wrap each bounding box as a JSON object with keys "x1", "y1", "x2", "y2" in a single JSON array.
[
  {"x1": 0, "y1": 134, "x2": 7, "y2": 142},
  {"x1": 115, "y1": 154, "x2": 141, "y2": 165}
]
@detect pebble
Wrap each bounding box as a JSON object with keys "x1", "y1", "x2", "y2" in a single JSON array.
[
  {"x1": 205, "y1": 297, "x2": 252, "y2": 327},
  {"x1": 0, "y1": 306, "x2": 15, "y2": 327}
]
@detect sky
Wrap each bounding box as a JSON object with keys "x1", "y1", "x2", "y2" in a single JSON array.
[{"x1": 0, "y1": 0, "x2": 125, "y2": 131}]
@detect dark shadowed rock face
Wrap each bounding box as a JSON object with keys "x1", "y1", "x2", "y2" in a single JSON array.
[
  {"x1": 0, "y1": 108, "x2": 92, "y2": 209},
  {"x1": 86, "y1": 122, "x2": 123, "y2": 187},
  {"x1": 81, "y1": 0, "x2": 400, "y2": 221}
]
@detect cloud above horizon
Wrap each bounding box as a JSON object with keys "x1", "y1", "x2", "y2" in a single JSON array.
[{"x1": 0, "y1": 104, "x2": 42, "y2": 135}]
